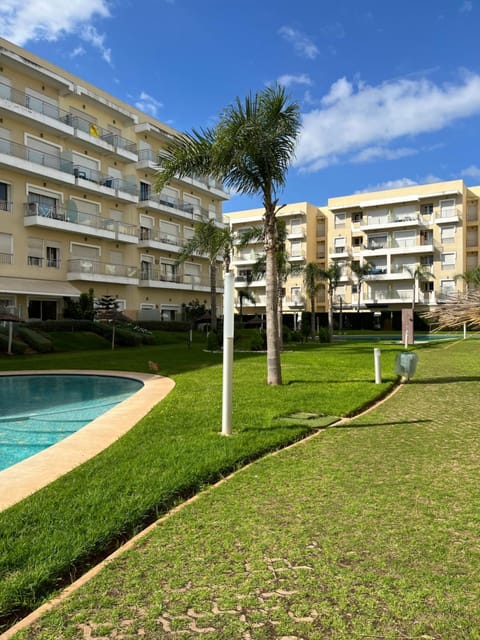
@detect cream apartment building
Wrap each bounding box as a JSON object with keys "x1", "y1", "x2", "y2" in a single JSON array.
[
  {"x1": 225, "y1": 202, "x2": 327, "y2": 324},
  {"x1": 0, "y1": 38, "x2": 228, "y2": 322},
  {"x1": 227, "y1": 180, "x2": 480, "y2": 326}
]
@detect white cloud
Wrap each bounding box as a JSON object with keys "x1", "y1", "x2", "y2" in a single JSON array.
[
  {"x1": 0, "y1": 0, "x2": 111, "y2": 61},
  {"x1": 134, "y1": 91, "x2": 163, "y2": 117},
  {"x1": 296, "y1": 72, "x2": 480, "y2": 172},
  {"x1": 461, "y1": 164, "x2": 480, "y2": 179},
  {"x1": 351, "y1": 146, "x2": 418, "y2": 163},
  {"x1": 277, "y1": 73, "x2": 312, "y2": 88},
  {"x1": 356, "y1": 175, "x2": 441, "y2": 193},
  {"x1": 278, "y1": 26, "x2": 319, "y2": 60},
  {"x1": 70, "y1": 46, "x2": 86, "y2": 58},
  {"x1": 460, "y1": 1, "x2": 473, "y2": 12}
]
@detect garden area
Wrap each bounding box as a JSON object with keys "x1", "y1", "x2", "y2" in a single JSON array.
[{"x1": 1, "y1": 332, "x2": 479, "y2": 638}]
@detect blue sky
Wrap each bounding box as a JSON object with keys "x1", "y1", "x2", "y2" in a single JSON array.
[{"x1": 2, "y1": 0, "x2": 480, "y2": 212}]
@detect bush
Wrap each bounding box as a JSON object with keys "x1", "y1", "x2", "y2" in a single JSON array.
[
  {"x1": 0, "y1": 332, "x2": 27, "y2": 354},
  {"x1": 206, "y1": 331, "x2": 220, "y2": 351},
  {"x1": 15, "y1": 327, "x2": 53, "y2": 353},
  {"x1": 29, "y1": 319, "x2": 96, "y2": 332},
  {"x1": 249, "y1": 329, "x2": 266, "y2": 351}
]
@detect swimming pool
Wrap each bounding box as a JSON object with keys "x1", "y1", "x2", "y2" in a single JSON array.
[{"x1": 0, "y1": 373, "x2": 143, "y2": 471}]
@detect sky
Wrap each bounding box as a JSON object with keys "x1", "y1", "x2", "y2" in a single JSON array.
[{"x1": 2, "y1": 0, "x2": 480, "y2": 213}]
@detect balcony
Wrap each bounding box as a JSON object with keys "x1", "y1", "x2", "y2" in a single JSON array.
[
  {"x1": 71, "y1": 115, "x2": 137, "y2": 161},
  {"x1": 360, "y1": 212, "x2": 424, "y2": 231},
  {"x1": 138, "y1": 228, "x2": 185, "y2": 252},
  {"x1": 139, "y1": 268, "x2": 222, "y2": 292},
  {"x1": 0, "y1": 253, "x2": 13, "y2": 265},
  {"x1": 361, "y1": 237, "x2": 435, "y2": 256},
  {"x1": 0, "y1": 82, "x2": 74, "y2": 136},
  {"x1": 288, "y1": 251, "x2": 306, "y2": 263},
  {"x1": 67, "y1": 259, "x2": 138, "y2": 284},
  {"x1": 286, "y1": 295, "x2": 305, "y2": 308},
  {"x1": 328, "y1": 245, "x2": 351, "y2": 259},
  {"x1": 0, "y1": 138, "x2": 136, "y2": 202},
  {"x1": 24, "y1": 202, "x2": 138, "y2": 244},
  {"x1": 0, "y1": 201, "x2": 12, "y2": 213},
  {"x1": 232, "y1": 249, "x2": 265, "y2": 265},
  {"x1": 27, "y1": 256, "x2": 61, "y2": 269},
  {"x1": 138, "y1": 192, "x2": 215, "y2": 222},
  {"x1": 435, "y1": 207, "x2": 461, "y2": 224}
]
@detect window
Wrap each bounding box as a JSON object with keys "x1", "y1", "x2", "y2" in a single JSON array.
[
  {"x1": 140, "y1": 255, "x2": 153, "y2": 279},
  {"x1": 69, "y1": 198, "x2": 99, "y2": 226},
  {"x1": 0, "y1": 181, "x2": 11, "y2": 211},
  {"x1": 439, "y1": 199, "x2": 456, "y2": 219},
  {"x1": 422, "y1": 281, "x2": 434, "y2": 293},
  {"x1": 184, "y1": 226, "x2": 194, "y2": 241},
  {"x1": 26, "y1": 135, "x2": 61, "y2": 170},
  {"x1": 46, "y1": 245, "x2": 60, "y2": 268},
  {"x1": 316, "y1": 241, "x2": 325, "y2": 259},
  {"x1": 421, "y1": 203, "x2": 434, "y2": 215},
  {"x1": 161, "y1": 261, "x2": 178, "y2": 282},
  {"x1": 352, "y1": 236, "x2": 363, "y2": 247},
  {"x1": 316, "y1": 219, "x2": 326, "y2": 236},
  {"x1": 440, "y1": 279, "x2": 456, "y2": 295},
  {"x1": 208, "y1": 203, "x2": 217, "y2": 220},
  {"x1": 334, "y1": 212, "x2": 346, "y2": 228},
  {"x1": 139, "y1": 214, "x2": 154, "y2": 240},
  {"x1": 184, "y1": 262, "x2": 201, "y2": 284},
  {"x1": 27, "y1": 192, "x2": 58, "y2": 218},
  {"x1": 27, "y1": 237, "x2": 43, "y2": 267},
  {"x1": 466, "y1": 228, "x2": 478, "y2": 247},
  {"x1": 441, "y1": 225, "x2": 456, "y2": 242},
  {"x1": 0, "y1": 232, "x2": 13, "y2": 264},
  {"x1": 290, "y1": 240, "x2": 303, "y2": 257},
  {"x1": 467, "y1": 201, "x2": 478, "y2": 222},
  {"x1": 441, "y1": 252, "x2": 456, "y2": 270},
  {"x1": 352, "y1": 212, "x2": 363, "y2": 223},
  {"x1": 140, "y1": 181, "x2": 151, "y2": 201},
  {"x1": 183, "y1": 194, "x2": 201, "y2": 216},
  {"x1": 159, "y1": 220, "x2": 179, "y2": 244},
  {"x1": 160, "y1": 186, "x2": 179, "y2": 207},
  {"x1": 26, "y1": 88, "x2": 60, "y2": 119}
]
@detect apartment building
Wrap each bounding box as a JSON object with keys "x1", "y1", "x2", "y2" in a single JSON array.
[
  {"x1": 225, "y1": 202, "x2": 327, "y2": 323},
  {"x1": 227, "y1": 180, "x2": 480, "y2": 325},
  {"x1": 0, "y1": 38, "x2": 228, "y2": 322}
]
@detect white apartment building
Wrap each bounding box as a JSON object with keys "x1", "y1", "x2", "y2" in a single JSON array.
[{"x1": 0, "y1": 38, "x2": 228, "y2": 322}]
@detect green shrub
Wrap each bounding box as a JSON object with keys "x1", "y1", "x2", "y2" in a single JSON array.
[
  {"x1": 206, "y1": 331, "x2": 220, "y2": 351},
  {"x1": 16, "y1": 327, "x2": 53, "y2": 353},
  {"x1": 249, "y1": 329, "x2": 266, "y2": 351},
  {"x1": 30, "y1": 319, "x2": 95, "y2": 332},
  {"x1": 0, "y1": 333, "x2": 27, "y2": 354}
]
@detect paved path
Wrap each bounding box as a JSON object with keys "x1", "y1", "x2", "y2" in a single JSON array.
[{"x1": 6, "y1": 340, "x2": 480, "y2": 639}]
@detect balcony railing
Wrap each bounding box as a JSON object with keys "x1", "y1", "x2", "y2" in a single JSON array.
[
  {"x1": 139, "y1": 228, "x2": 186, "y2": 247},
  {"x1": 71, "y1": 115, "x2": 137, "y2": 153},
  {"x1": 139, "y1": 267, "x2": 218, "y2": 289},
  {"x1": 68, "y1": 259, "x2": 138, "y2": 278},
  {"x1": 27, "y1": 256, "x2": 61, "y2": 268},
  {"x1": 0, "y1": 253, "x2": 13, "y2": 265},
  {"x1": 139, "y1": 191, "x2": 213, "y2": 221},
  {"x1": 73, "y1": 165, "x2": 138, "y2": 196},
  {"x1": 0, "y1": 201, "x2": 12, "y2": 212},
  {"x1": 0, "y1": 81, "x2": 72, "y2": 124},
  {"x1": 24, "y1": 202, "x2": 138, "y2": 237}
]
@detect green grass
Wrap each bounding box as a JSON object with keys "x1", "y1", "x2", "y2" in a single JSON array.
[
  {"x1": 9, "y1": 338, "x2": 480, "y2": 640},
  {"x1": 0, "y1": 337, "x2": 402, "y2": 632}
]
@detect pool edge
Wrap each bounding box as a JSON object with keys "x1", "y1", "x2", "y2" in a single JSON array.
[{"x1": 0, "y1": 370, "x2": 175, "y2": 512}]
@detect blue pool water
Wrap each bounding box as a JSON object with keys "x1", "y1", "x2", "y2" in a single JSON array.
[{"x1": 0, "y1": 374, "x2": 143, "y2": 471}]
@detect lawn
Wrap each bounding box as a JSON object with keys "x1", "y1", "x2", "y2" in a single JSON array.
[
  {"x1": 0, "y1": 336, "x2": 401, "y2": 633},
  {"x1": 8, "y1": 338, "x2": 480, "y2": 640}
]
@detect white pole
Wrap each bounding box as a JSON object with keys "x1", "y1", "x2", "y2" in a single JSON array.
[
  {"x1": 374, "y1": 347, "x2": 381, "y2": 384},
  {"x1": 222, "y1": 271, "x2": 235, "y2": 436},
  {"x1": 464, "y1": 322, "x2": 467, "y2": 340},
  {"x1": 404, "y1": 329, "x2": 409, "y2": 350}
]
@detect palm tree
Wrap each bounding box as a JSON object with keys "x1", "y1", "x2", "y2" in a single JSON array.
[
  {"x1": 350, "y1": 260, "x2": 373, "y2": 313},
  {"x1": 303, "y1": 262, "x2": 323, "y2": 338},
  {"x1": 237, "y1": 289, "x2": 255, "y2": 320},
  {"x1": 177, "y1": 220, "x2": 234, "y2": 331},
  {"x1": 406, "y1": 264, "x2": 435, "y2": 313},
  {"x1": 156, "y1": 86, "x2": 301, "y2": 385},
  {"x1": 319, "y1": 262, "x2": 342, "y2": 342},
  {"x1": 455, "y1": 266, "x2": 480, "y2": 294}
]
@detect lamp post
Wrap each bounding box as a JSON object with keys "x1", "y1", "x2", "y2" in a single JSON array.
[{"x1": 337, "y1": 295, "x2": 344, "y2": 334}]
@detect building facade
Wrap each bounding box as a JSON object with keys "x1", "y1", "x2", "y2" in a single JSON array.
[
  {"x1": 227, "y1": 180, "x2": 480, "y2": 326},
  {"x1": 0, "y1": 38, "x2": 228, "y2": 322}
]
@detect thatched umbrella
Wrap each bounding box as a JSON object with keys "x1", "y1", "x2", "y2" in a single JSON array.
[{"x1": 422, "y1": 291, "x2": 480, "y2": 330}]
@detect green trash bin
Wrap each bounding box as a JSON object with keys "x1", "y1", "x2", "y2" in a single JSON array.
[{"x1": 394, "y1": 352, "x2": 418, "y2": 381}]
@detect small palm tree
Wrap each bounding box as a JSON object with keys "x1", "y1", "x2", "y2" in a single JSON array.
[
  {"x1": 406, "y1": 264, "x2": 435, "y2": 313},
  {"x1": 177, "y1": 220, "x2": 234, "y2": 331},
  {"x1": 350, "y1": 260, "x2": 373, "y2": 313},
  {"x1": 237, "y1": 289, "x2": 255, "y2": 320},
  {"x1": 319, "y1": 262, "x2": 342, "y2": 342},
  {"x1": 303, "y1": 262, "x2": 323, "y2": 338},
  {"x1": 156, "y1": 85, "x2": 301, "y2": 386},
  {"x1": 455, "y1": 266, "x2": 480, "y2": 294}
]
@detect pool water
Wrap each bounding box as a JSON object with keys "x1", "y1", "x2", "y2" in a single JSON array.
[{"x1": 0, "y1": 374, "x2": 143, "y2": 471}]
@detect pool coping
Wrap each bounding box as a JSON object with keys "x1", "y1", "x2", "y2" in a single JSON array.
[{"x1": 0, "y1": 370, "x2": 175, "y2": 512}]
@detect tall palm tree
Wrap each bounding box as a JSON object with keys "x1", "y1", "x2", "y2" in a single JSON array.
[
  {"x1": 319, "y1": 262, "x2": 342, "y2": 342},
  {"x1": 156, "y1": 86, "x2": 301, "y2": 385},
  {"x1": 177, "y1": 220, "x2": 234, "y2": 331},
  {"x1": 303, "y1": 262, "x2": 323, "y2": 338}
]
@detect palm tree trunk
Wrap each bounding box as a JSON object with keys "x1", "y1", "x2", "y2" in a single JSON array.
[
  {"x1": 310, "y1": 296, "x2": 315, "y2": 337},
  {"x1": 328, "y1": 291, "x2": 334, "y2": 342},
  {"x1": 277, "y1": 281, "x2": 283, "y2": 350},
  {"x1": 210, "y1": 262, "x2": 217, "y2": 330},
  {"x1": 264, "y1": 210, "x2": 282, "y2": 385}
]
